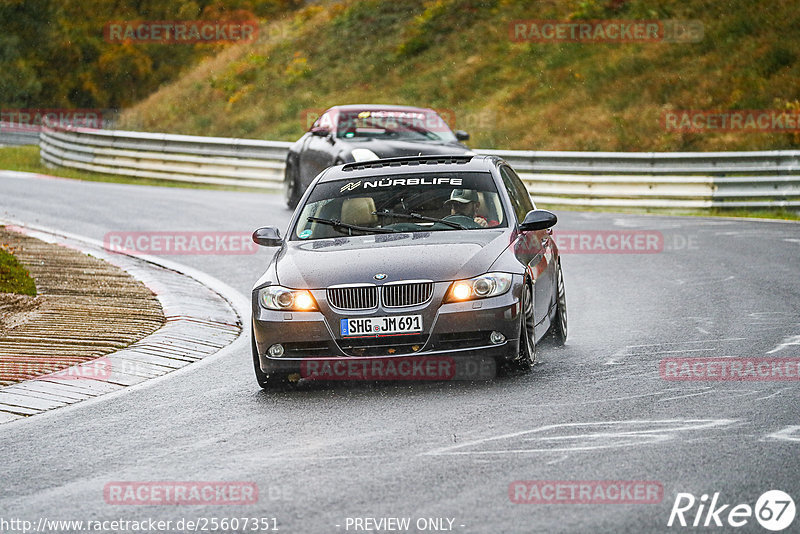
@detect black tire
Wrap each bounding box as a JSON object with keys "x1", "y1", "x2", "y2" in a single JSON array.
[
  {"x1": 283, "y1": 159, "x2": 300, "y2": 209},
  {"x1": 504, "y1": 281, "x2": 536, "y2": 373},
  {"x1": 251, "y1": 326, "x2": 291, "y2": 390},
  {"x1": 549, "y1": 261, "x2": 568, "y2": 346}
]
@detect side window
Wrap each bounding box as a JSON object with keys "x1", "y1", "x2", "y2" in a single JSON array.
[{"x1": 500, "y1": 166, "x2": 533, "y2": 222}]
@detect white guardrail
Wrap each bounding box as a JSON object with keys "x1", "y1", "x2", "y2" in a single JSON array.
[
  {"x1": 38, "y1": 122, "x2": 800, "y2": 209},
  {"x1": 0, "y1": 122, "x2": 41, "y2": 146}
]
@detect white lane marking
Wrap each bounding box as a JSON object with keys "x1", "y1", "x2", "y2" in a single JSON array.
[
  {"x1": 421, "y1": 419, "x2": 736, "y2": 456},
  {"x1": 604, "y1": 345, "x2": 737, "y2": 365},
  {"x1": 626, "y1": 338, "x2": 746, "y2": 348},
  {"x1": 640, "y1": 348, "x2": 717, "y2": 355},
  {"x1": 268, "y1": 454, "x2": 384, "y2": 461},
  {"x1": 604, "y1": 339, "x2": 744, "y2": 365},
  {"x1": 545, "y1": 455, "x2": 570, "y2": 466},
  {"x1": 672, "y1": 275, "x2": 736, "y2": 286},
  {"x1": 767, "y1": 334, "x2": 800, "y2": 354},
  {"x1": 783, "y1": 238, "x2": 800, "y2": 244},
  {"x1": 764, "y1": 426, "x2": 800, "y2": 442},
  {"x1": 714, "y1": 388, "x2": 762, "y2": 398},
  {"x1": 523, "y1": 388, "x2": 685, "y2": 408},
  {"x1": 754, "y1": 388, "x2": 790, "y2": 401},
  {"x1": 659, "y1": 388, "x2": 715, "y2": 403}
]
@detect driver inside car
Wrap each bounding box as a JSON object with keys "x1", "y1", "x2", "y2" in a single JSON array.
[{"x1": 443, "y1": 189, "x2": 489, "y2": 228}]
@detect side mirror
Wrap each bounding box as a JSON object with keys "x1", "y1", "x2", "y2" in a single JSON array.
[
  {"x1": 252, "y1": 226, "x2": 283, "y2": 247},
  {"x1": 519, "y1": 209, "x2": 557, "y2": 232},
  {"x1": 310, "y1": 126, "x2": 331, "y2": 137},
  {"x1": 455, "y1": 130, "x2": 470, "y2": 141}
]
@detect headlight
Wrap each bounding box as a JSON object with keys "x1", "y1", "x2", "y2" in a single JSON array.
[
  {"x1": 351, "y1": 148, "x2": 381, "y2": 162},
  {"x1": 259, "y1": 286, "x2": 318, "y2": 311},
  {"x1": 445, "y1": 273, "x2": 513, "y2": 302}
]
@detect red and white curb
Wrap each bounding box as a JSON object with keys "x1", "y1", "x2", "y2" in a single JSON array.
[{"x1": 0, "y1": 219, "x2": 249, "y2": 424}]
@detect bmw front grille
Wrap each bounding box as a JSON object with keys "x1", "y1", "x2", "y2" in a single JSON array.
[
  {"x1": 327, "y1": 285, "x2": 378, "y2": 310},
  {"x1": 327, "y1": 281, "x2": 434, "y2": 310},
  {"x1": 382, "y1": 281, "x2": 434, "y2": 308}
]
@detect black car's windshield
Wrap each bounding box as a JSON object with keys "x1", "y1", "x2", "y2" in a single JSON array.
[
  {"x1": 336, "y1": 110, "x2": 458, "y2": 143},
  {"x1": 292, "y1": 172, "x2": 507, "y2": 240}
]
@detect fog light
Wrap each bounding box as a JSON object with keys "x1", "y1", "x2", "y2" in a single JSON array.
[
  {"x1": 490, "y1": 331, "x2": 505, "y2": 345},
  {"x1": 268, "y1": 344, "x2": 285, "y2": 357}
]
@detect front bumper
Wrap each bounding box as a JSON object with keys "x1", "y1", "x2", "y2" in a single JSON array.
[{"x1": 252, "y1": 277, "x2": 524, "y2": 379}]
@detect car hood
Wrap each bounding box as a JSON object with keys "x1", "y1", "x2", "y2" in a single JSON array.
[
  {"x1": 275, "y1": 229, "x2": 512, "y2": 289},
  {"x1": 343, "y1": 139, "x2": 469, "y2": 158}
]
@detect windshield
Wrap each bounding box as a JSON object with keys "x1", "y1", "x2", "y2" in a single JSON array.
[
  {"x1": 336, "y1": 110, "x2": 457, "y2": 143},
  {"x1": 292, "y1": 172, "x2": 506, "y2": 240}
]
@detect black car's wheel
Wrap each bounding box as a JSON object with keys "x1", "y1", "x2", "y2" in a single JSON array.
[
  {"x1": 251, "y1": 326, "x2": 291, "y2": 390},
  {"x1": 505, "y1": 281, "x2": 536, "y2": 373},
  {"x1": 549, "y1": 260, "x2": 568, "y2": 346},
  {"x1": 283, "y1": 159, "x2": 300, "y2": 209}
]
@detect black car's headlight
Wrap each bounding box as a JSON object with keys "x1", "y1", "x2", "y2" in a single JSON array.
[
  {"x1": 259, "y1": 286, "x2": 318, "y2": 311},
  {"x1": 445, "y1": 272, "x2": 513, "y2": 302}
]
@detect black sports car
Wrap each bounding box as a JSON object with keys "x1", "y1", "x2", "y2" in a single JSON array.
[
  {"x1": 283, "y1": 104, "x2": 472, "y2": 208},
  {"x1": 251, "y1": 154, "x2": 567, "y2": 389}
]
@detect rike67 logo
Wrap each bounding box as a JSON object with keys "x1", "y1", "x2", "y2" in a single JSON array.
[{"x1": 668, "y1": 490, "x2": 795, "y2": 531}]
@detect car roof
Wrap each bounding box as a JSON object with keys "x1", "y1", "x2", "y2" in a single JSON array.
[
  {"x1": 325, "y1": 104, "x2": 435, "y2": 114},
  {"x1": 317, "y1": 155, "x2": 502, "y2": 182}
]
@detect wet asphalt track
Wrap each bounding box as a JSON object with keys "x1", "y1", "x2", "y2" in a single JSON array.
[{"x1": 1, "y1": 172, "x2": 799, "y2": 533}]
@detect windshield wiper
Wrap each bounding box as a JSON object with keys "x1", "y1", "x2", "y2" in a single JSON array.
[
  {"x1": 307, "y1": 216, "x2": 397, "y2": 235},
  {"x1": 372, "y1": 210, "x2": 466, "y2": 230}
]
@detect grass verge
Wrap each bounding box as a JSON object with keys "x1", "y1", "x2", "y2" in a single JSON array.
[
  {"x1": 118, "y1": 0, "x2": 800, "y2": 153},
  {"x1": 0, "y1": 240, "x2": 36, "y2": 296}
]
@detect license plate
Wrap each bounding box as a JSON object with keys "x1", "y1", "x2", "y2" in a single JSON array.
[{"x1": 340, "y1": 315, "x2": 422, "y2": 337}]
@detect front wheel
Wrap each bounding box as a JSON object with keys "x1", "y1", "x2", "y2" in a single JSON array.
[
  {"x1": 504, "y1": 281, "x2": 536, "y2": 373},
  {"x1": 283, "y1": 160, "x2": 300, "y2": 209},
  {"x1": 549, "y1": 261, "x2": 567, "y2": 346}
]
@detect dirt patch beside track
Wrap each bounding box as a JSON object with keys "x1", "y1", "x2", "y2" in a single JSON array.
[{"x1": 0, "y1": 227, "x2": 165, "y2": 386}]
